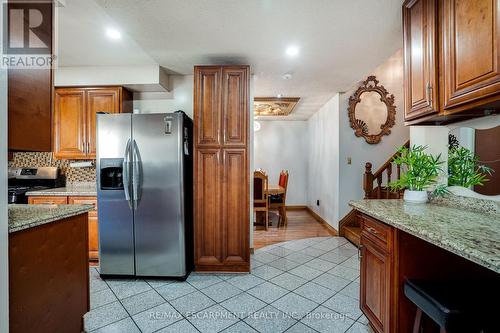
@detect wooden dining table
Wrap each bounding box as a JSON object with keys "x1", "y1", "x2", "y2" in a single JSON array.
[{"x1": 265, "y1": 184, "x2": 285, "y2": 195}]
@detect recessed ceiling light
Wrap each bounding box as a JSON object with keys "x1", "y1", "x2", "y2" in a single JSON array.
[
  {"x1": 282, "y1": 73, "x2": 293, "y2": 80},
  {"x1": 285, "y1": 46, "x2": 299, "y2": 57},
  {"x1": 106, "y1": 28, "x2": 122, "y2": 40}
]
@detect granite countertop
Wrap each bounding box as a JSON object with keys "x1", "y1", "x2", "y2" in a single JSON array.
[
  {"x1": 8, "y1": 204, "x2": 94, "y2": 233},
  {"x1": 349, "y1": 199, "x2": 500, "y2": 274},
  {"x1": 26, "y1": 185, "x2": 97, "y2": 197}
]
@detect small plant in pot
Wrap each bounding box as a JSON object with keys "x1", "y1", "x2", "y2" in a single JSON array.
[{"x1": 388, "y1": 145, "x2": 445, "y2": 203}]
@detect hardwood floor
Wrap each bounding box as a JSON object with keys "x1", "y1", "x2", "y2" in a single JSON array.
[{"x1": 253, "y1": 208, "x2": 337, "y2": 249}]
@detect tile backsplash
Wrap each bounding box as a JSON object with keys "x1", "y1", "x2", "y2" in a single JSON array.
[{"x1": 8, "y1": 152, "x2": 96, "y2": 184}]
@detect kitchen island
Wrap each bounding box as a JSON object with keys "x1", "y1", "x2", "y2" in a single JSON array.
[
  {"x1": 8, "y1": 204, "x2": 93, "y2": 333},
  {"x1": 349, "y1": 199, "x2": 500, "y2": 333}
]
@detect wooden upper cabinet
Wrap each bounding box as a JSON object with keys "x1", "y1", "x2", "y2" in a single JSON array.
[
  {"x1": 403, "y1": 0, "x2": 439, "y2": 120},
  {"x1": 442, "y1": 0, "x2": 500, "y2": 110},
  {"x1": 403, "y1": 0, "x2": 500, "y2": 124},
  {"x1": 222, "y1": 67, "x2": 249, "y2": 146},
  {"x1": 53, "y1": 87, "x2": 131, "y2": 159},
  {"x1": 86, "y1": 89, "x2": 121, "y2": 158},
  {"x1": 53, "y1": 89, "x2": 87, "y2": 159},
  {"x1": 195, "y1": 67, "x2": 222, "y2": 146},
  {"x1": 7, "y1": 1, "x2": 53, "y2": 152}
]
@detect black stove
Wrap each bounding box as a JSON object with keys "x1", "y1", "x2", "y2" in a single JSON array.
[{"x1": 8, "y1": 167, "x2": 65, "y2": 204}]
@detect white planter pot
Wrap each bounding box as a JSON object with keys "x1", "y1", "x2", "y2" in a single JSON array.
[{"x1": 404, "y1": 190, "x2": 428, "y2": 203}]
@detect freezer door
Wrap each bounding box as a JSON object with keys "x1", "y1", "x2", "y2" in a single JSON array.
[
  {"x1": 132, "y1": 113, "x2": 186, "y2": 277},
  {"x1": 97, "y1": 114, "x2": 135, "y2": 275}
]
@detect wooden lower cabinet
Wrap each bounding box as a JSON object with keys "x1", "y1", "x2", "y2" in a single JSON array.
[
  {"x1": 9, "y1": 213, "x2": 89, "y2": 332},
  {"x1": 357, "y1": 211, "x2": 500, "y2": 332},
  {"x1": 359, "y1": 213, "x2": 395, "y2": 333},
  {"x1": 68, "y1": 196, "x2": 99, "y2": 261},
  {"x1": 28, "y1": 196, "x2": 68, "y2": 205},
  {"x1": 360, "y1": 236, "x2": 392, "y2": 333},
  {"x1": 28, "y1": 195, "x2": 98, "y2": 261}
]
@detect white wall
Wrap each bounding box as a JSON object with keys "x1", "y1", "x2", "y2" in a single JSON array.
[
  {"x1": 133, "y1": 75, "x2": 193, "y2": 117},
  {"x1": 254, "y1": 121, "x2": 308, "y2": 205},
  {"x1": 0, "y1": 38, "x2": 9, "y2": 332},
  {"x1": 409, "y1": 126, "x2": 449, "y2": 187},
  {"x1": 307, "y1": 94, "x2": 341, "y2": 227},
  {"x1": 55, "y1": 65, "x2": 169, "y2": 91},
  {"x1": 410, "y1": 115, "x2": 500, "y2": 189},
  {"x1": 338, "y1": 49, "x2": 410, "y2": 219},
  {"x1": 304, "y1": 50, "x2": 410, "y2": 230}
]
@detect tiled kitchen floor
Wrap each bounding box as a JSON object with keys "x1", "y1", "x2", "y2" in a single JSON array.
[{"x1": 85, "y1": 237, "x2": 372, "y2": 333}]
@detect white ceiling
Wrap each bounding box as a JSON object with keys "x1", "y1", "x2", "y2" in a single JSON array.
[{"x1": 58, "y1": 0, "x2": 403, "y2": 120}]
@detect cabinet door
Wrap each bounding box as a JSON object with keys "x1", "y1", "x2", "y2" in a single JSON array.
[
  {"x1": 88, "y1": 214, "x2": 99, "y2": 261},
  {"x1": 222, "y1": 67, "x2": 249, "y2": 146},
  {"x1": 403, "y1": 0, "x2": 439, "y2": 120},
  {"x1": 360, "y1": 236, "x2": 392, "y2": 333},
  {"x1": 28, "y1": 196, "x2": 68, "y2": 205},
  {"x1": 53, "y1": 89, "x2": 86, "y2": 159},
  {"x1": 221, "y1": 149, "x2": 249, "y2": 269},
  {"x1": 8, "y1": 69, "x2": 52, "y2": 152},
  {"x1": 86, "y1": 88, "x2": 121, "y2": 158},
  {"x1": 194, "y1": 149, "x2": 223, "y2": 267},
  {"x1": 194, "y1": 67, "x2": 222, "y2": 146},
  {"x1": 68, "y1": 196, "x2": 99, "y2": 261},
  {"x1": 443, "y1": 0, "x2": 500, "y2": 110}
]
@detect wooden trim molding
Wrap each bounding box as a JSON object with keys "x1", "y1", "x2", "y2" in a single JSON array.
[
  {"x1": 285, "y1": 205, "x2": 307, "y2": 210},
  {"x1": 338, "y1": 209, "x2": 358, "y2": 237},
  {"x1": 305, "y1": 207, "x2": 338, "y2": 235}
]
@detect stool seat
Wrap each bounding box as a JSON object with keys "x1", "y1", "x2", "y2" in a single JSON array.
[{"x1": 404, "y1": 279, "x2": 498, "y2": 332}]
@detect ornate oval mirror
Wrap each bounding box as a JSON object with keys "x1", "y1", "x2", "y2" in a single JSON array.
[{"x1": 348, "y1": 76, "x2": 396, "y2": 144}]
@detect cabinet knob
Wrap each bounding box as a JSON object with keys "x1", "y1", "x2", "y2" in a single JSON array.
[{"x1": 366, "y1": 226, "x2": 379, "y2": 235}]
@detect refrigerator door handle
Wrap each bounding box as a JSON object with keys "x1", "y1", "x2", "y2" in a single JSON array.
[
  {"x1": 132, "y1": 139, "x2": 142, "y2": 210},
  {"x1": 123, "y1": 138, "x2": 133, "y2": 210}
]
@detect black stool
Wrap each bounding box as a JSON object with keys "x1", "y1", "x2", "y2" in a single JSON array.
[{"x1": 404, "y1": 279, "x2": 497, "y2": 333}]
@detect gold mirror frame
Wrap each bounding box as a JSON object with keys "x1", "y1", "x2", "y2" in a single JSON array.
[{"x1": 348, "y1": 76, "x2": 396, "y2": 144}]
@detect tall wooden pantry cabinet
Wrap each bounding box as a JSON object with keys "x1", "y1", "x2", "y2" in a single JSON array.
[{"x1": 193, "y1": 65, "x2": 250, "y2": 272}]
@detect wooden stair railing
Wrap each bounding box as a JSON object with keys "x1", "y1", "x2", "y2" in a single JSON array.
[
  {"x1": 363, "y1": 140, "x2": 410, "y2": 199},
  {"x1": 340, "y1": 140, "x2": 410, "y2": 247}
]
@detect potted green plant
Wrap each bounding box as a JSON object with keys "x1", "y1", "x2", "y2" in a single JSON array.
[
  {"x1": 448, "y1": 146, "x2": 493, "y2": 188},
  {"x1": 388, "y1": 145, "x2": 445, "y2": 203}
]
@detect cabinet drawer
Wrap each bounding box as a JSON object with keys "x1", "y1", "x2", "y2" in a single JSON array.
[
  {"x1": 360, "y1": 214, "x2": 393, "y2": 253},
  {"x1": 68, "y1": 196, "x2": 97, "y2": 212},
  {"x1": 28, "y1": 196, "x2": 68, "y2": 205}
]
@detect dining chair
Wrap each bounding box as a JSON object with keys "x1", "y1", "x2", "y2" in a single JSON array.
[
  {"x1": 253, "y1": 170, "x2": 269, "y2": 230},
  {"x1": 270, "y1": 170, "x2": 289, "y2": 227}
]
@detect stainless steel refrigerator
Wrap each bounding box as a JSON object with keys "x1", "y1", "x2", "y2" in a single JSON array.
[{"x1": 96, "y1": 111, "x2": 193, "y2": 278}]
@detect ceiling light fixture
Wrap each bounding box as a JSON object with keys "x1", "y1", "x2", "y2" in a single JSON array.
[
  {"x1": 285, "y1": 46, "x2": 299, "y2": 57},
  {"x1": 106, "y1": 28, "x2": 122, "y2": 40}
]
